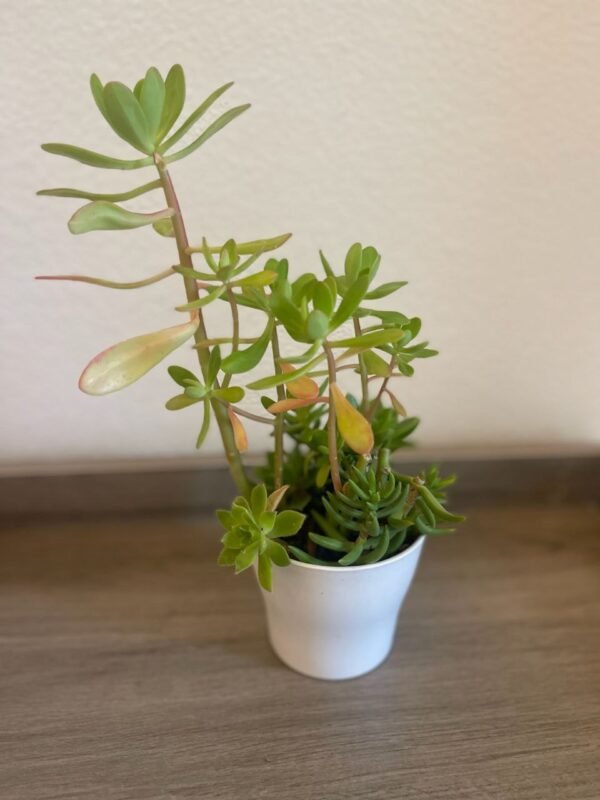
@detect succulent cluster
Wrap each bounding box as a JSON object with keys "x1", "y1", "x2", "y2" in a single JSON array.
[{"x1": 39, "y1": 65, "x2": 463, "y2": 591}]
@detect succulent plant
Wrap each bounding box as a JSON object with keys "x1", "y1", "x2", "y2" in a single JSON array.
[{"x1": 39, "y1": 65, "x2": 464, "y2": 590}]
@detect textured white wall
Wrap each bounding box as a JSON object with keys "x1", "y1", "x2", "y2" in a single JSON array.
[{"x1": 1, "y1": 0, "x2": 599, "y2": 469}]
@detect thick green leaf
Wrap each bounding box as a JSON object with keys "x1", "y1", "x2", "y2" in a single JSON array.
[
  {"x1": 232, "y1": 270, "x2": 277, "y2": 288},
  {"x1": 139, "y1": 67, "x2": 165, "y2": 141},
  {"x1": 207, "y1": 346, "x2": 222, "y2": 385},
  {"x1": 211, "y1": 386, "x2": 245, "y2": 403},
  {"x1": 344, "y1": 242, "x2": 363, "y2": 281},
  {"x1": 79, "y1": 319, "x2": 198, "y2": 395},
  {"x1": 270, "y1": 510, "x2": 305, "y2": 538},
  {"x1": 269, "y1": 292, "x2": 307, "y2": 342},
  {"x1": 251, "y1": 484, "x2": 268, "y2": 517},
  {"x1": 195, "y1": 398, "x2": 211, "y2": 449},
  {"x1": 247, "y1": 353, "x2": 325, "y2": 390},
  {"x1": 362, "y1": 350, "x2": 390, "y2": 377},
  {"x1": 37, "y1": 179, "x2": 161, "y2": 202},
  {"x1": 329, "y1": 272, "x2": 369, "y2": 330},
  {"x1": 157, "y1": 64, "x2": 186, "y2": 142},
  {"x1": 257, "y1": 553, "x2": 273, "y2": 591},
  {"x1": 165, "y1": 104, "x2": 251, "y2": 164},
  {"x1": 319, "y1": 250, "x2": 335, "y2": 279},
  {"x1": 41, "y1": 143, "x2": 152, "y2": 170},
  {"x1": 188, "y1": 232, "x2": 291, "y2": 256},
  {"x1": 89, "y1": 74, "x2": 112, "y2": 127},
  {"x1": 175, "y1": 285, "x2": 226, "y2": 311},
  {"x1": 103, "y1": 82, "x2": 154, "y2": 153},
  {"x1": 312, "y1": 280, "x2": 335, "y2": 317},
  {"x1": 235, "y1": 542, "x2": 259, "y2": 573},
  {"x1": 328, "y1": 329, "x2": 406, "y2": 348},
  {"x1": 68, "y1": 201, "x2": 174, "y2": 234},
  {"x1": 161, "y1": 81, "x2": 234, "y2": 152},
  {"x1": 152, "y1": 218, "x2": 175, "y2": 237},
  {"x1": 306, "y1": 309, "x2": 329, "y2": 341},
  {"x1": 365, "y1": 281, "x2": 408, "y2": 300},
  {"x1": 173, "y1": 265, "x2": 219, "y2": 281},
  {"x1": 168, "y1": 365, "x2": 198, "y2": 387},
  {"x1": 165, "y1": 394, "x2": 201, "y2": 410},
  {"x1": 221, "y1": 319, "x2": 273, "y2": 374},
  {"x1": 266, "y1": 539, "x2": 290, "y2": 567}
]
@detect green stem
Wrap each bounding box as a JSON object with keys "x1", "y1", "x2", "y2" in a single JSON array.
[
  {"x1": 324, "y1": 343, "x2": 342, "y2": 493},
  {"x1": 155, "y1": 155, "x2": 250, "y2": 497},
  {"x1": 353, "y1": 317, "x2": 369, "y2": 412},
  {"x1": 222, "y1": 286, "x2": 239, "y2": 390},
  {"x1": 271, "y1": 325, "x2": 285, "y2": 489}
]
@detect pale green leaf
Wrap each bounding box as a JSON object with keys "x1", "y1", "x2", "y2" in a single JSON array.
[
  {"x1": 41, "y1": 143, "x2": 152, "y2": 170},
  {"x1": 68, "y1": 201, "x2": 173, "y2": 234},
  {"x1": 165, "y1": 104, "x2": 251, "y2": 164},
  {"x1": 79, "y1": 319, "x2": 198, "y2": 395}
]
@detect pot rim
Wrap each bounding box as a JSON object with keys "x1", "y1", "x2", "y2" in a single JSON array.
[{"x1": 287, "y1": 534, "x2": 425, "y2": 573}]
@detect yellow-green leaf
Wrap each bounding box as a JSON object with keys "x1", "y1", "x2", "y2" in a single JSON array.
[
  {"x1": 330, "y1": 383, "x2": 374, "y2": 455},
  {"x1": 103, "y1": 81, "x2": 155, "y2": 154},
  {"x1": 79, "y1": 319, "x2": 198, "y2": 395},
  {"x1": 68, "y1": 201, "x2": 174, "y2": 234}
]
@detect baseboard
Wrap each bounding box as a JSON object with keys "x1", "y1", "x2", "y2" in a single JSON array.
[{"x1": 0, "y1": 450, "x2": 598, "y2": 519}]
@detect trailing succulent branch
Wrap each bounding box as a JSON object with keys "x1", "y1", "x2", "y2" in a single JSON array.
[{"x1": 39, "y1": 64, "x2": 464, "y2": 591}]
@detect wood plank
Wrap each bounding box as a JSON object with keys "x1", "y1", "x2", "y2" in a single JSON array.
[
  {"x1": 0, "y1": 503, "x2": 599, "y2": 798},
  {"x1": 1, "y1": 454, "x2": 598, "y2": 517}
]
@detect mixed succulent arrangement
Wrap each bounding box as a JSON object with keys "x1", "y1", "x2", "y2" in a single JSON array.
[{"x1": 39, "y1": 65, "x2": 464, "y2": 590}]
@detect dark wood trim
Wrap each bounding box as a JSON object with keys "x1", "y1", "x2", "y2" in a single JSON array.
[{"x1": 0, "y1": 454, "x2": 598, "y2": 520}]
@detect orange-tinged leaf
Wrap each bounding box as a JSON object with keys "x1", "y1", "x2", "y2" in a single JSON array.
[
  {"x1": 280, "y1": 361, "x2": 319, "y2": 399},
  {"x1": 330, "y1": 383, "x2": 374, "y2": 455},
  {"x1": 79, "y1": 319, "x2": 198, "y2": 395},
  {"x1": 386, "y1": 389, "x2": 407, "y2": 417},
  {"x1": 268, "y1": 396, "x2": 328, "y2": 414},
  {"x1": 228, "y1": 407, "x2": 248, "y2": 453}
]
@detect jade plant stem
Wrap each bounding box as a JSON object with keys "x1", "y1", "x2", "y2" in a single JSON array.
[
  {"x1": 353, "y1": 317, "x2": 369, "y2": 412},
  {"x1": 270, "y1": 325, "x2": 285, "y2": 489},
  {"x1": 155, "y1": 155, "x2": 251, "y2": 497},
  {"x1": 324, "y1": 343, "x2": 342, "y2": 492}
]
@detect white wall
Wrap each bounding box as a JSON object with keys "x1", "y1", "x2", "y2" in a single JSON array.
[{"x1": 1, "y1": 0, "x2": 599, "y2": 470}]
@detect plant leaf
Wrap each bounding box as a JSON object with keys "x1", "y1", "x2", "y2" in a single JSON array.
[
  {"x1": 247, "y1": 354, "x2": 325, "y2": 391},
  {"x1": 266, "y1": 539, "x2": 290, "y2": 568},
  {"x1": 68, "y1": 201, "x2": 174, "y2": 234},
  {"x1": 329, "y1": 329, "x2": 406, "y2": 349},
  {"x1": 221, "y1": 319, "x2": 273, "y2": 374},
  {"x1": 35, "y1": 267, "x2": 175, "y2": 290},
  {"x1": 157, "y1": 64, "x2": 186, "y2": 142},
  {"x1": 257, "y1": 553, "x2": 273, "y2": 590},
  {"x1": 386, "y1": 389, "x2": 407, "y2": 416},
  {"x1": 365, "y1": 281, "x2": 408, "y2": 300},
  {"x1": 139, "y1": 67, "x2": 165, "y2": 142},
  {"x1": 167, "y1": 365, "x2": 198, "y2": 387},
  {"x1": 41, "y1": 143, "x2": 152, "y2": 170},
  {"x1": 161, "y1": 80, "x2": 234, "y2": 152},
  {"x1": 306, "y1": 309, "x2": 330, "y2": 341},
  {"x1": 228, "y1": 407, "x2": 248, "y2": 453},
  {"x1": 165, "y1": 394, "x2": 201, "y2": 410},
  {"x1": 280, "y1": 362, "x2": 319, "y2": 399},
  {"x1": 79, "y1": 319, "x2": 199, "y2": 395},
  {"x1": 329, "y1": 272, "x2": 369, "y2": 331},
  {"x1": 196, "y1": 398, "x2": 211, "y2": 448},
  {"x1": 330, "y1": 383, "x2": 374, "y2": 455},
  {"x1": 103, "y1": 81, "x2": 155, "y2": 153},
  {"x1": 270, "y1": 509, "x2": 305, "y2": 538},
  {"x1": 267, "y1": 396, "x2": 327, "y2": 414},
  {"x1": 362, "y1": 350, "x2": 390, "y2": 377},
  {"x1": 211, "y1": 386, "x2": 245, "y2": 403},
  {"x1": 175, "y1": 285, "x2": 226, "y2": 311},
  {"x1": 165, "y1": 104, "x2": 251, "y2": 164},
  {"x1": 232, "y1": 270, "x2": 278, "y2": 288},
  {"x1": 37, "y1": 179, "x2": 162, "y2": 202}
]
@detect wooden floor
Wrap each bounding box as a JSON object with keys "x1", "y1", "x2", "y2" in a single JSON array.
[{"x1": 1, "y1": 503, "x2": 599, "y2": 799}]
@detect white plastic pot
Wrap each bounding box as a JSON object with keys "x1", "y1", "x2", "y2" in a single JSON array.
[{"x1": 257, "y1": 535, "x2": 425, "y2": 680}]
